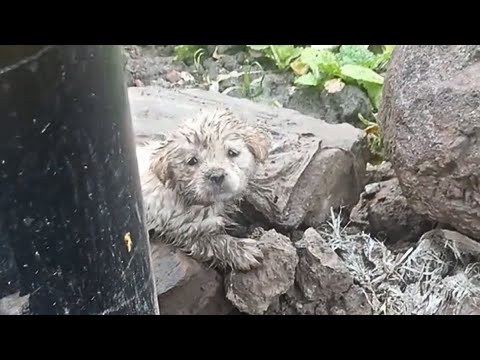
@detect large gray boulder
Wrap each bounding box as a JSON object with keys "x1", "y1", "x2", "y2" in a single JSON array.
[{"x1": 378, "y1": 45, "x2": 480, "y2": 240}]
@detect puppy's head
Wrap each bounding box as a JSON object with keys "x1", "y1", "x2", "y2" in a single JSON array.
[{"x1": 150, "y1": 108, "x2": 270, "y2": 206}]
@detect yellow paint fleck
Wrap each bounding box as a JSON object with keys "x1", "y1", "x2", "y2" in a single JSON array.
[{"x1": 124, "y1": 232, "x2": 133, "y2": 253}]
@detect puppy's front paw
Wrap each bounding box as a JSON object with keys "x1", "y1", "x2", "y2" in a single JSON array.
[{"x1": 230, "y1": 238, "x2": 264, "y2": 272}]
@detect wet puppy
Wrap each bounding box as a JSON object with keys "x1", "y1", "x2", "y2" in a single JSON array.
[{"x1": 137, "y1": 108, "x2": 270, "y2": 271}]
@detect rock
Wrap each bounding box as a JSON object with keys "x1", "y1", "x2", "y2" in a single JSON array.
[
  {"x1": 128, "y1": 86, "x2": 369, "y2": 229},
  {"x1": 124, "y1": 45, "x2": 186, "y2": 87},
  {"x1": 378, "y1": 45, "x2": 480, "y2": 240},
  {"x1": 179, "y1": 71, "x2": 195, "y2": 86},
  {"x1": 224, "y1": 230, "x2": 298, "y2": 315},
  {"x1": 400, "y1": 229, "x2": 480, "y2": 315},
  {"x1": 234, "y1": 51, "x2": 248, "y2": 65},
  {"x1": 287, "y1": 84, "x2": 374, "y2": 127},
  {"x1": 202, "y1": 58, "x2": 223, "y2": 80},
  {"x1": 132, "y1": 45, "x2": 176, "y2": 57},
  {"x1": 258, "y1": 72, "x2": 296, "y2": 106},
  {"x1": 289, "y1": 229, "x2": 305, "y2": 243},
  {"x1": 219, "y1": 55, "x2": 239, "y2": 72},
  {"x1": 266, "y1": 287, "x2": 323, "y2": 315},
  {"x1": 340, "y1": 285, "x2": 372, "y2": 315},
  {"x1": 423, "y1": 228, "x2": 480, "y2": 258},
  {"x1": 265, "y1": 228, "x2": 372, "y2": 315},
  {"x1": 364, "y1": 182, "x2": 382, "y2": 196},
  {"x1": 350, "y1": 178, "x2": 434, "y2": 245},
  {"x1": 150, "y1": 242, "x2": 233, "y2": 315},
  {"x1": 215, "y1": 45, "x2": 243, "y2": 55},
  {"x1": 267, "y1": 283, "x2": 371, "y2": 315},
  {"x1": 295, "y1": 228, "x2": 353, "y2": 301},
  {"x1": 133, "y1": 79, "x2": 144, "y2": 87},
  {"x1": 0, "y1": 292, "x2": 29, "y2": 315},
  {"x1": 165, "y1": 69, "x2": 182, "y2": 83},
  {"x1": 365, "y1": 161, "x2": 395, "y2": 185}
]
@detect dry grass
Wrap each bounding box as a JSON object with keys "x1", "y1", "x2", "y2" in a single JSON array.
[{"x1": 317, "y1": 209, "x2": 480, "y2": 315}]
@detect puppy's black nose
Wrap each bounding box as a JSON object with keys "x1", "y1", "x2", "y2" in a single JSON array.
[{"x1": 209, "y1": 174, "x2": 225, "y2": 185}]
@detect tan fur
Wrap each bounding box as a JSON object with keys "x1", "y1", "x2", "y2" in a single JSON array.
[{"x1": 137, "y1": 108, "x2": 270, "y2": 272}]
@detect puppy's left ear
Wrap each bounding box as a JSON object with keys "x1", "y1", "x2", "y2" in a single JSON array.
[
  {"x1": 149, "y1": 141, "x2": 174, "y2": 185},
  {"x1": 245, "y1": 128, "x2": 270, "y2": 163}
]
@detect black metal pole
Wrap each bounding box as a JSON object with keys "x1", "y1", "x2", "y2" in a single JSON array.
[{"x1": 0, "y1": 45, "x2": 159, "y2": 315}]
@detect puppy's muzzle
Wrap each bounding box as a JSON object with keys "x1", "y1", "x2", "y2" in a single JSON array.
[{"x1": 207, "y1": 168, "x2": 226, "y2": 185}]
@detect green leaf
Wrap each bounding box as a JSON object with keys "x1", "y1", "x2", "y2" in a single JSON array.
[
  {"x1": 371, "y1": 45, "x2": 397, "y2": 70},
  {"x1": 299, "y1": 47, "x2": 320, "y2": 69},
  {"x1": 270, "y1": 45, "x2": 302, "y2": 69},
  {"x1": 338, "y1": 45, "x2": 378, "y2": 69},
  {"x1": 247, "y1": 45, "x2": 270, "y2": 51},
  {"x1": 295, "y1": 73, "x2": 320, "y2": 86},
  {"x1": 384, "y1": 45, "x2": 396, "y2": 55},
  {"x1": 316, "y1": 51, "x2": 341, "y2": 75},
  {"x1": 340, "y1": 64, "x2": 384, "y2": 85},
  {"x1": 362, "y1": 82, "x2": 384, "y2": 110},
  {"x1": 300, "y1": 48, "x2": 341, "y2": 76},
  {"x1": 272, "y1": 45, "x2": 295, "y2": 60}
]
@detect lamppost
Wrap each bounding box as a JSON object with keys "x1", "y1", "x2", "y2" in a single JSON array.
[{"x1": 0, "y1": 45, "x2": 159, "y2": 315}]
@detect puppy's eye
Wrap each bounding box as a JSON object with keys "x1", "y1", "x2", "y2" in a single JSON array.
[
  {"x1": 187, "y1": 157, "x2": 198, "y2": 166},
  {"x1": 228, "y1": 149, "x2": 239, "y2": 157}
]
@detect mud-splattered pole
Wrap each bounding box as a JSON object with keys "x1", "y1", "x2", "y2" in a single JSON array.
[{"x1": 0, "y1": 45, "x2": 159, "y2": 315}]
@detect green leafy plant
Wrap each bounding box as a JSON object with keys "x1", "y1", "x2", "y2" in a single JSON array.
[
  {"x1": 292, "y1": 45, "x2": 395, "y2": 110},
  {"x1": 247, "y1": 45, "x2": 302, "y2": 70},
  {"x1": 222, "y1": 61, "x2": 265, "y2": 100},
  {"x1": 193, "y1": 48, "x2": 205, "y2": 72},
  {"x1": 359, "y1": 113, "x2": 384, "y2": 164},
  {"x1": 245, "y1": 45, "x2": 395, "y2": 110}
]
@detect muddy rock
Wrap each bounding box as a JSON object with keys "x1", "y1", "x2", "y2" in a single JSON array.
[
  {"x1": 165, "y1": 69, "x2": 182, "y2": 83},
  {"x1": 133, "y1": 45, "x2": 176, "y2": 57},
  {"x1": 378, "y1": 45, "x2": 480, "y2": 241},
  {"x1": 365, "y1": 161, "x2": 395, "y2": 185},
  {"x1": 219, "y1": 55, "x2": 240, "y2": 72},
  {"x1": 350, "y1": 178, "x2": 434, "y2": 245},
  {"x1": 257, "y1": 72, "x2": 296, "y2": 106},
  {"x1": 290, "y1": 229, "x2": 305, "y2": 243},
  {"x1": 266, "y1": 228, "x2": 372, "y2": 315},
  {"x1": 150, "y1": 242, "x2": 233, "y2": 315},
  {"x1": 287, "y1": 84, "x2": 374, "y2": 126},
  {"x1": 295, "y1": 228, "x2": 353, "y2": 301},
  {"x1": 267, "y1": 279, "x2": 371, "y2": 315},
  {"x1": 123, "y1": 46, "x2": 187, "y2": 87},
  {"x1": 206, "y1": 45, "x2": 244, "y2": 55},
  {"x1": 338, "y1": 284, "x2": 372, "y2": 315},
  {"x1": 202, "y1": 58, "x2": 223, "y2": 80},
  {"x1": 224, "y1": 229, "x2": 298, "y2": 315}
]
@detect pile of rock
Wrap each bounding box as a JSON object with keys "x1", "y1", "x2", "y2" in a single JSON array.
[{"x1": 140, "y1": 45, "x2": 480, "y2": 315}]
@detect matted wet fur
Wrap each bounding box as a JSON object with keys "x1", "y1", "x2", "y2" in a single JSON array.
[{"x1": 137, "y1": 108, "x2": 270, "y2": 272}]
